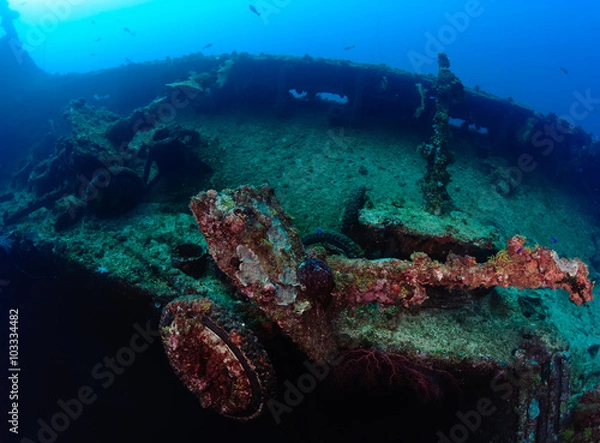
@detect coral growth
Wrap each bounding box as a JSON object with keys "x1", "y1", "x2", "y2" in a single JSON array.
[
  {"x1": 189, "y1": 186, "x2": 593, "y2": 360},
  {"x1": 329, "y1": 234, "x2": 593, "y2": 308},
  {"x1": 190, "y1": 186, "x2": 339, "y2": 362},
  {"x1": 162, "y1": 185, "x2": 597, "y2": 426},
  {"x1": 160, "y1": 297, "x2": 276, "y2": 421},
  {"x1": 335, "y1": 347, "x2": 458, "y2": 402},
  {"x1": 419, "y1": 53, "x2": 464, "y2": 215},
  {"x1": 4, "y1": 99, "x2": 146, "y2": 228}
]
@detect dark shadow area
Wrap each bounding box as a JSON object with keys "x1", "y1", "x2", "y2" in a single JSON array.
[{"x1": 0, "y1": 253, "x2": 516, "y2": 443}]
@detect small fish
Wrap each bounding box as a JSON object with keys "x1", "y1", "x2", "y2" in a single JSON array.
[
  {"x1": 517, "y1": 247, "x2": 523, "y2": 254},
  {"x1": 249, "y1": 4, "x2": 260, "y2": 16},
  {"x1": 559, "y1": 66, "x2": 568, "y2": 75},
  {"x1": 343, "y1": 44, "x2": 356, "y2": 51},
  {"x1": 315, "y1": 228, "x2": 323, "y2": 234},
  {"x1": 551, "y1": 237, "x2": 557, "y2": 244},
  {"x1": 91, "y1": 20, "x2": 96, "y2": 25},
  {"x1": 95, "y1": 37, "x2": 101, "y2": 42},
  {"x1": 90, "y1": 53, "x2": 96, "y2": 56},
  {"x1": 123, "y1": 27, "x2": 136, "y2": 36},
  {"x1": 125, "y1": 58, "x2": 133, "y2": 64},
  {"x1": 202, "y1": 43, "x2": 213, "y2": 49}
]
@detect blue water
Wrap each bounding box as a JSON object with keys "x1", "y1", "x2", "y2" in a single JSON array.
[{"x1": 8, "y1": 0, "x2": 600, "y2": 136}]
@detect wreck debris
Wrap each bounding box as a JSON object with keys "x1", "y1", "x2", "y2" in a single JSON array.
[
  {"x1": 3, "y1": 188, "x2": 63, "y2": 226},
  {"x1": 171, "y1": 243, "x2": 209, "y2": 279},
  {"x1": 356, "y1": 208, "x2": 497, "y2": 262},
  {"x1": 297, "y1": 258, "x2": 335, "y2": 307},
  {"x1": 53, "y1": 195, "x2": 86, "y2": 231},
  {"x1": 141, "y1": 125, "x2": 212, "y2": 187},
  {"x1": 570, "y1": 386, "x2": 600, "y2": 441},
  {"x1": 160, "y1": 185, "x2": 594, "y2": 425},
  {"x1": 3, "y1": 99, "x2": 148, "y2": 228},
  {"x1": 340, "y1": 184, "x2": 366, "y2": 237},
  {"x1": 302, "y1": 229, "x2": 364, "y2": 258},
  {"x1": 86, "y1": 167, "x2": 145, "y2": 217},
  {"x1": 11, "y1": 156, "x2": 36, "y2": 189},
  {"x1": 418, "y1": 52, "x2": 464, "y2": 215},
  {"x1": 216, "y1": 59, "x2": 235, "y2": 88},
  {"x1": 190, "y1": 186, "x2": 339, "y2": 362},
  {"x1": 186, "y1": 186, "x2": 593, "y2": 361},
  {"x1": 328, "y1": 234, "x2": 593, "y2": 308},
  {"x1": 510, "y1": 341, "x2": 572, "y2": 443},
  {"x1": 160, "y1": 297, "x2": 276, "y2": 421},
  {"x1": 165, "y1": 70, "x2": 214, "y2": 98}
]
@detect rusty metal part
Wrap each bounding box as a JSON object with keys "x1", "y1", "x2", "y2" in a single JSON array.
[
  {"x1": 190, "y1": 186, "x2": 339, "y2": 362},
  {"x1": 327, "y1": 235, "x2": 593, "y2": 309},
  {"x1": 160, "y1": 297, "x2": 275, "y2": 420}
]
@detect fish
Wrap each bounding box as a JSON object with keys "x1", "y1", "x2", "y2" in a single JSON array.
[
  {"x1": 551, "y1": 237, "x2": 557, "y2": 244},
  {"x1": 202, "y1": 43, "x2": 213, "y2": 49},
  {"x1": 343, "y1": 44, "x2": 356, "y2": 51},
  {"x1": 123, "y1": 27, "x2": 136, "y2": 36},
  {"x1": 95, "y1": 37, "x2": 101, "y2": 42},
  {"x1": 559, "y1": 66, "x2": 568, "y2": 75},
  {"x1": 91, "y1": 20, "x2": 95, "y2": 25},
  {"x1": 249, "y1": 5, "x2": 260, "y2": 16}
]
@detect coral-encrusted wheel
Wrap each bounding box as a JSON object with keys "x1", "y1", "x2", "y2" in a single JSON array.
[{"x1": 160, "y1": 297, "x2": 276, "y2": 420}]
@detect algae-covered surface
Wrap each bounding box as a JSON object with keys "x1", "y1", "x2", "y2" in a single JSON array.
[
  {"x1": 4, "y1": 100, "x2": 599, "y2": 392},
  {"x1": 2, "y1": 54, "x2": 600, "y2": 443}
]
